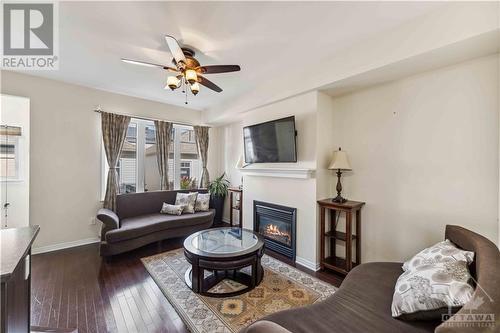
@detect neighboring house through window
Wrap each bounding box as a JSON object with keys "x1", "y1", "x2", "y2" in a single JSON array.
[{"x1": 180, "y1": 161, "x2": 191, "y2": 178}]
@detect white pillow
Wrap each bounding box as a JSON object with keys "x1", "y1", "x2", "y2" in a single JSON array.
[
  {"x1": 403, "y1": 239, "x2": 474, "y2": 272},
  {"x1": 392, "y1": 261, "x2": 475, "y2": 320},
  {"x1": 190, "y1": 192, "x2": 210, "y2": 212},
  {"x1": 175, "y1": 192, "x2": 197, "y2": 214},
  {"x1": 160, "y1": 203, "x2": 184, "y2": 216}
]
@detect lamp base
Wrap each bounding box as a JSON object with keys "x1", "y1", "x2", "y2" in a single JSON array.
[{"x1": 332, "y1": 195, "x2": 348, "y2": 203}]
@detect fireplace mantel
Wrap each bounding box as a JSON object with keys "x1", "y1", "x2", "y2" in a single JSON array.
[{"x1": 240, "y1": 167, "x2": 315, "y2": 179}]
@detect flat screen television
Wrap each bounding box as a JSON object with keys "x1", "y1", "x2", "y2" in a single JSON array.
[{"x1": 243, "y1": 116, "x2": 297, "y2": 163}]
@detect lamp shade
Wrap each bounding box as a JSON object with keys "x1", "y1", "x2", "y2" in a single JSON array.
[
  {"x1": 190, "y1": 82, "x2": 200, "y2": 95},
  {"x1": 328, "y1": 148, "x2": 352, "y2": 171},
  {"x1": 185, "y1": 69, "x2": 198, "y2": 84},
  {"x1": 235, "y1": 155, "x2": 244, "y2": 169}
]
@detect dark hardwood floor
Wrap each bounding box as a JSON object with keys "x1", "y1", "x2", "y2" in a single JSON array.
[{"x1": 31, "y1": 238, "x2": 343, "y2": 333}]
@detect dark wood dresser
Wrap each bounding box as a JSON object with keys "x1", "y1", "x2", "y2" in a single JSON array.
[{"x1": 1, "y1": 225, "x2": 40, "y2": 333}]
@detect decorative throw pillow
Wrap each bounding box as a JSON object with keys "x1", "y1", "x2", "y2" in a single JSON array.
[
  {"x1": 392, "y1": 261, "x2": 475, "y2": 320},
  {"x1": 175, "y1": 192, "x2": 197, "y2": 214},
  {"x1": 191, "y1": 192, "x2": 210, "y2": 212},
  {"x1": 160, "y1": 203, "x2": 184, "y2": 216},
  {"x1": 403, "y1": 240, "x2": 474, "y2": 272}
]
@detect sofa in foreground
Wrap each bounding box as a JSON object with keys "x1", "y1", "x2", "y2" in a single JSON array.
[
  {"x1": 243, "y1": 225, "x2": 500, "y2": 333},
  {"x1": 97, "y1": 190, "x2": 215, "y2": 256}
]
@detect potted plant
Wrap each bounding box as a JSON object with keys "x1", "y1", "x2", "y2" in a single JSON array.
[{"x1": 208, "y1": 173, "x2": 229, "y2": 226}]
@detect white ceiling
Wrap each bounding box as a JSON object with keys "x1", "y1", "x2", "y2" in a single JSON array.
[{"x1": 22, "y1": 1, "x2": 442, "y2": 111}]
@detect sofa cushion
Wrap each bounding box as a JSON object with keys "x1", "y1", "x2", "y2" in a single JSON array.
[
  {"x1": 105, "y1": 209, "x2": 215, "y2": 243},
  {"x1": 260, "y1": 263, "x2": 438, "y2": 333},
  {"x1": 175, "y1": 192, "x2": 197, "y2": 214},
  {"x1": 160, "y1": 203, "x2": 185, "y2": 215},
  {"x1": 391, "y1": 261, "x2": 474, "y2": 320},
  {"x1": 192, "y1": 192, "x2": 210, "y2": 212},
  {"x1": 403, "y1": 239, "x2": 474, "y2": 272}
]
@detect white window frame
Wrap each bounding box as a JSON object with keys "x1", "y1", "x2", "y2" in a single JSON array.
[{"x1": 101, "y1": 120, "x2": 200, "y2": 199}]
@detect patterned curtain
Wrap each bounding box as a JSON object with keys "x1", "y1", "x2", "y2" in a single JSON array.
[
  {"x1": 102, "y1": 112, "x2": 131, "y2": 211},
  {"x1": 154, "y1": 120, "x2": 173, "y2": 190},
  {"x1": 194, "y1": 126, "x2": 210, "y2": 188}
]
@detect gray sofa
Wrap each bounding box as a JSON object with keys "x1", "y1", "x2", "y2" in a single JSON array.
[
  {"x1": 244, "y1": 225, "x2": 500, "y2": 333},
  {"x1": 97, "y1": 190, "x2": 215, "y2": 256}
]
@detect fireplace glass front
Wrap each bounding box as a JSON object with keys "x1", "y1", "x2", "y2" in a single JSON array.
[{"x1": 254, "y1": 201, "x2": 296, "y2": 260}]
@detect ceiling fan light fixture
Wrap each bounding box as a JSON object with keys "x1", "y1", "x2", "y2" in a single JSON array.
[
  {"x1": 190, "y1": 82, "x2": 200, "y2": 95},
  {"x1": 123, "y1": 35, "x2": 239, "y2": 96},
  {"x1": 166, "y1": 76, "x2": 180, "y2": 90},
  {"x1": 185, "y1": 69, "x2": 198, "y2": 84}
]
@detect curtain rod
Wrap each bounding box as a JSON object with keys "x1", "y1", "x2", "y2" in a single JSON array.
[{"x1": 93, "y1": 109, "x2": 209, "y2": 128}]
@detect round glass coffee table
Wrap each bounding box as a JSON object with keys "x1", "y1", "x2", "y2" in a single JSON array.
[{"x1": 183, "y1": 227, "x2": 265, "y2": 297}]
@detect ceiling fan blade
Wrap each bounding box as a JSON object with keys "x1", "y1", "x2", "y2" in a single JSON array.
[
  {"x1": 198, "y1": 75, "x2": 222, "y2": 93},
  {"x1": 164, "y1": 35, "x2": 186, "y2": 64},
  {"x1": 121, "y1": 58, "x2": 177, "y2": 72},
  {"x1": 196, "y1": 65, "x2": 241, "y2": 74}
]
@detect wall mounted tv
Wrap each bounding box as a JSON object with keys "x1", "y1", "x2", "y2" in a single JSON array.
[{"x1": 243, "y1": 116, "x2": 297, "y2": 163}]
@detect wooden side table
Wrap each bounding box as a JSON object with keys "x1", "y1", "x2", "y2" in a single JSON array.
[
  {"x1": 228, "y1": 187, "x2": 243, "y2": 228},
  {"x1": 317, "y1": 199, "x2": 365, "y2": 275}
]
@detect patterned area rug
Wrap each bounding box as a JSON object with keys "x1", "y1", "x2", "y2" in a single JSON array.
[{"x1": 142, "y1": 249, "x2": 336, "y2": 333}]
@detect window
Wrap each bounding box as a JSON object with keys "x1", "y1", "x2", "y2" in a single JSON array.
[
  {"x1": 102, "y1": 119, "x2": 200, "y2": 197},
  {"x1": 144, "y1": 123, "x2": 163, "y2": 192},
  {"x1": 174, "y1": 125, "x2": 200, "y2": 189},
  {"x1": 118, "y1": 123, "x2": 137, "y2": 193},
  {"x1": 0, "y1": 136, "x2": 21, "y2": 181}
]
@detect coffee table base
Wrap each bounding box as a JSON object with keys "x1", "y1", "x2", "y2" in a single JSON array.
[
  {"x1": 183, "y1": 228, "x2": 266, "y2": 297},
  {"x1": 184, "y1": 266, "x2": 264, "y2": 298}
]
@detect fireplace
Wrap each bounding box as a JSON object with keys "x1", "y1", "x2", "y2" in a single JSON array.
[{"x1": 254, "y1": 201, "x2": 296, "y2": 260}]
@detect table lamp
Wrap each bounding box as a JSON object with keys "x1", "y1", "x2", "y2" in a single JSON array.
[{"x1": 328, "y1": 147, "x2": 352, "y2": 203}]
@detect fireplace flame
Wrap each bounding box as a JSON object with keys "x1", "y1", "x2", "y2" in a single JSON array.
[{"x1": 265, "y1": 224, "x2": 290, "y2": 238}]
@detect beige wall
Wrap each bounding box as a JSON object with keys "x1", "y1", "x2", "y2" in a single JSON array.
[
  {"x1": 315, "y1": 92, "x2": 337, "y2": 261},
  {"x1": 1, "y1": 71, "x2": 203, "y2": 250},
  {"x1": 330, "y1": 54, "x2": 499, "y2": 262}
]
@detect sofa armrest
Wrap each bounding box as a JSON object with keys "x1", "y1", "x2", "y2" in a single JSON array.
[
  {"x1": 97, "y1": 208, "x2": 120, "y2": 240},
  {"x1": 242, "y1": 321, "x2": 292, "y2": 333}
]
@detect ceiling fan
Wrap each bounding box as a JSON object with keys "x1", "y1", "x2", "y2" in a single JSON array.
[{"x1": 121, "y1": 35, "x2": 240, "y2": 104}]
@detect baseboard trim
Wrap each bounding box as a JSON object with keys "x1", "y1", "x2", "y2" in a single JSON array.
[
  {"x1": 296, "y1": 256, "x2": 321, "y2": 271},
  {"x1": 32, "y1": 237, "x2": 100, "y2": 255}
]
